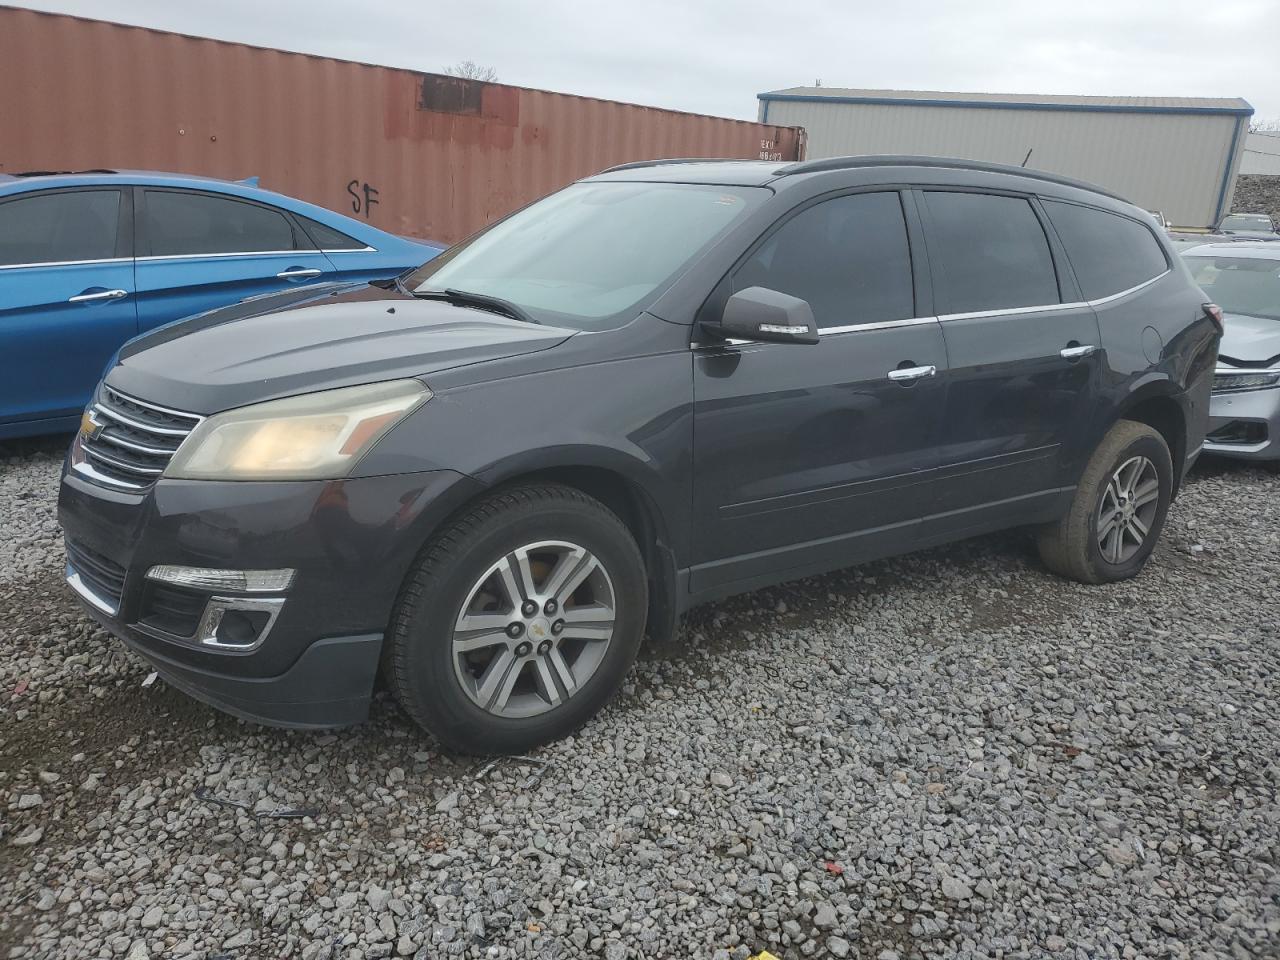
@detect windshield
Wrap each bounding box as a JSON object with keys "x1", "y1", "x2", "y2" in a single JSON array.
[
  {"x1": 405, "y1": 182, "x2": 765, "y2": 329},
  {"x1": 1220, "y1": 215, "x2": 1274, "y2": 232},
  {"x1": 1186, "y1": 256, "x2": 1280, "y2": 321}
]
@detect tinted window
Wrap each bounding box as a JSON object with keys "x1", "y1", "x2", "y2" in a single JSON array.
[
  {"x1": 144, "y1": 191, "x2": 295, "y2": 256},
  {"x1": 0, "y1": 190, "x2": 121, "y2": 267},
  {"x1": 733, "y1": 192, "x2": 915, "y2": 328},
  {"x1": 407, "y1": 182, "x2": 764, "y2": 330},
  {"x1": 922, "y1": 192, "x2": 1059, "y2": 313},
  {"x1": 1044, "y1": 200, "x2": 1168, "y2": 300},
  {"x1": 297, "y1": 215, "x2": 366, "y2": 250}
]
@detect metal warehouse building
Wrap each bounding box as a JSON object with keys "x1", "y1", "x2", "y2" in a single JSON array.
[{"x1": 758, "y1": 87, "x2": 1253, "y2": 228}]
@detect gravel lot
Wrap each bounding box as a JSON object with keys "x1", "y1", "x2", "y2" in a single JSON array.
[{"x1": 1, "y1": 436, "x2": 1278, "y2": 960}]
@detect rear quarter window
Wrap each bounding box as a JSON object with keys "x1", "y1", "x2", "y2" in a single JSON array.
[{"x1": 1043, "y1": 200, "x2": 1168, "y2": 300}]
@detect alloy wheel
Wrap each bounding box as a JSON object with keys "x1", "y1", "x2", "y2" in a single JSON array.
[
  {"x1": 451, "y1": 540, "x2": 616, "y2": 718},
  {"x1": 1096, "y1": 455, "x2": 1160, "y2": 564}
]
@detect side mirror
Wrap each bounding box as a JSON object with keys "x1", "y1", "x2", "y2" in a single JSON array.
[{"x1": 712, "y1": 286, "x2": 819, "y2": 345}]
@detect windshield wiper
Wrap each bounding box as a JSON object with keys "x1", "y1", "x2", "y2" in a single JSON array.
[{"x1": 413, "y1": 287, "x2": 539, "y2": 325}]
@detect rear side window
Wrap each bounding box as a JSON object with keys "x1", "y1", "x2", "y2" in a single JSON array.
[
  {"x1": 733, "y1": 191, "x2": 915, "y2": 328},
  {"x1": 922, "y1": 191, "x2": 1059, "y2": 314},
  {"x1": 1044, "y1": 200, "x2": 1169, "y2": 300},
  {"x1": 144, "y1": 190, "x2": 296, "y2": 256},
  {"x1": 0, "y1": 190, "x2": 121, "y2": 266},
  {"x1": 296, "y1": 215, "x2": 367, "y2": 251}
]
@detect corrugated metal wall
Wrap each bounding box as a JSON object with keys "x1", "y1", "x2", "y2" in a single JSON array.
[
  {"x1": 0, "y1": 8, "x2": 803, "y2": 244},
  {"x1": 760, "y1": 98, "x2": 1244, "y2": 228},
  {"x1": 1242, "y1": 133, "x2": 1280, "y2": 176}
]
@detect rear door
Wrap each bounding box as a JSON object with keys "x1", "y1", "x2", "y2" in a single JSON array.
[
  {"x1": 691, "y1": 190, "x2": 948, "y2": 595},
  {"x1": 134, "y1": 188, "x2": 336, "y2": 333},
  {"x1": 917, "y1": 189, "x2": 1103, "y2": 540},
  {"x1": 0, "y1": 187, "x2": 136, "y2": 429}
]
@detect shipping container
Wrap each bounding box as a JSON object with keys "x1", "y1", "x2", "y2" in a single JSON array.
[
  {"x1": 0, "y1": 7, "x2": 804, "y2": 243},
  {"x1": 759, "y1": 86, "x2": 1252, "y2": 228}
]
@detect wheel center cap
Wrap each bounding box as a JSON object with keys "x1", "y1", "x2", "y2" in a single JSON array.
[{"x1": 528, "y1": 618, "x2": 550, "y2": 641}]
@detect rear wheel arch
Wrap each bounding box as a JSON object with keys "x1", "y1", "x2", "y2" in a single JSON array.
[{"x1": 1114, "y1": 391, "x2": 1187, "y2": 497}]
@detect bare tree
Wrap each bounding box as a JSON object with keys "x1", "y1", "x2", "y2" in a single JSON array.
[
  {"x1": 1249, "y1": 118, "x2": 1280, "y2": 134},
  {"x1": 445, "y1": 61, "x2": 498, "y2": 82}
]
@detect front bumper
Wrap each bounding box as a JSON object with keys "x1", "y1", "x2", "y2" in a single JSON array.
[
  {"x1": 1204, "y1": 385, "x2": 1280, "y2": 461},
  {"x1": 58, "y1": 460, "x2": 483, "y2": 727}
]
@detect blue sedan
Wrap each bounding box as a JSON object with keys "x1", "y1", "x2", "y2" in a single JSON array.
[{"x1": 0, "y1": 170, "x2": 443, "y2": 439}]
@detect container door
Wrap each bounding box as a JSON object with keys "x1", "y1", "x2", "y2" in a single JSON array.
[
  {"x1": 134, "y1": 188, "x2": 335, "y2": 333},
  {"x1": 0, "y1": 188, "x2": 136, "y2": 430}
]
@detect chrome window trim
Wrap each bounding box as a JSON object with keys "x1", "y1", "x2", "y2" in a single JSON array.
[
  {"x1": 66, "y1": 565, "x2": 120, "y2": 616},
  {"x1": 938, "y1": 301, "x2": 1087, "y2": 322},
  {"x1": 820, "y1": 316, "x2": 940, "y2": 336},
  {"x1": 1085, "y1": 269, "x2": 1170, "y2": 307},
  {"x1": 690, "y1": 269, "x2": 1172, "y2": 348},
  {"x1": 320, "y1": 246, "x2": 378, "y2": 254},
  {"x1": 0, "y1": 256, "x2": 132, "y2": 271}
]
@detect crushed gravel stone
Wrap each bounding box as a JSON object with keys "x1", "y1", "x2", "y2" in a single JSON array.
[{"x1": 1, "y1": 434, "x2": 1278, "y2": 959}]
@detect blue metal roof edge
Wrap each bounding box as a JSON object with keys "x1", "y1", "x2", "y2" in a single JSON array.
[
  {"x1": 1214, "y1": 116, "x2": 1248, "y2": 225},
  {"x1": 755, "y1": 92, "x2": 1255, "y2": 117}
]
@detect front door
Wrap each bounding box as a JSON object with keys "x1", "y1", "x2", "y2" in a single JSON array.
[
  {"x1": 915, "y1": 189, "x2": 1104, "y2": 540},
  {"x1": 691, "y1": 190, "x2": 948, "y2": 596},
  {"x1": 0, "y1": 187, "x2": 136, "y2": 430},
  {"x1": 134, "y1": 188, "x2": 336, "y2": 335}
]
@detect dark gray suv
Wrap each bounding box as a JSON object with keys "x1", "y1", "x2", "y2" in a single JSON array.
[{"x1": 59, "y1": 156, "x2": 1221, "y2": 753}]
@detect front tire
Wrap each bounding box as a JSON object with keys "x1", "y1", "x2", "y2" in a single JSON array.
[
  {"x1": 1038, "y1": 420, "x2": 1173, "y2": 584},
  {"x1": 388, "y1": 483, "x2": 647, "y2": 755}
]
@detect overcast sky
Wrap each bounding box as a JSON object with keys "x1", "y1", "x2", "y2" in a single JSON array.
[{"x1": 12, "y1": 0, "x2": 1280, "y2": 123}]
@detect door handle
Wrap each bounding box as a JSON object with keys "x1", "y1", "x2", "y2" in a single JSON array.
[
  {"x1": 1060, "y1": 344, "x2": 1098, "y2": 361},
  {"x1": 276, "y1": 267, "x2": 323, "y2": 279},
  {"x1": 68, "y1": 289, "x2": 127, "y2": 304},
  {"x1": 887, "y1": 364, "x2": 937, "y2": 383}
]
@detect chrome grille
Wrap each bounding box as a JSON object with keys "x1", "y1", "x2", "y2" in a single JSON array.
[{"x1": 77, "y1": 386, "x2": 202, "y2": 490}]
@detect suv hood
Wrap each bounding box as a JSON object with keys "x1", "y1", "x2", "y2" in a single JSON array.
[
  {"x1": 1218, "y1": 311, "x2": 1280, "y2": 368},
  {"x1": 108, "y1": 283, "x2": 575, "y2": 414}
]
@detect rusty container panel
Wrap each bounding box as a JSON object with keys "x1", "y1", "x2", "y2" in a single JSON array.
[{"x1": 0, "y1": 8, "x2": 804, "y2": 244}]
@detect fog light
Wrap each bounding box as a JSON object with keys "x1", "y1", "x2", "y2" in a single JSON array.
[{"x1": 146, "y1": 565, "x2": 295, "y2": 593}]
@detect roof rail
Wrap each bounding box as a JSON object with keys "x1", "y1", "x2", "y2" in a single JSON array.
[
  {"x1": 15, "y1": 168, "x2": 119, "y2": 177},
  {"x1": 599, "y1": 157, "x2": 736, "y2": 174},
  {"x1": 775, "y1": 155, "x2": 1127, "y2": 202}
]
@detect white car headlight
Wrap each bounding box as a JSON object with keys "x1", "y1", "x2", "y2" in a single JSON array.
[{"x1": 165, "y1": 380, "x2": 430, "y2": 481}]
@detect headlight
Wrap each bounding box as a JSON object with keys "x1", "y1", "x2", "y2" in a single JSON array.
[
  {"x1": 1212, "y1": 370, "x2": 1280, "y2": 394},
  {"x1": 165, "y1": 380, "x2": 430, "y2": 480}
]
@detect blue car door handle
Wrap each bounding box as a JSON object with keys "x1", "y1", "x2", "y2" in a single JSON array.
[
  {"x1": 276, "y1": 267, "x2": 323, "y2": 279},
  {"x1": 68, "y1": 289, "x2": 128, "y2": 304}
]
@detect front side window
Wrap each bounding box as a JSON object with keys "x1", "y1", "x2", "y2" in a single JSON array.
[
  {"x1": 731, "y1": 191, "x2": 915, "y2": 329},
  {"x1": 144, "y1": 190, "x2": 296, "y2": 256},
  {"x1": 1184, "y1": 256, "x2": 1280, "y2": 322},
  {"x1": 0, "y1": 190, "x2": 121, "y2": 267},
  {"x1": 405, "y1": 182, "x2": 765, "y2": 330},
  {"x1": 1044, "y1": 200, "x2": 1168, "y2": 300},
  {"x1": 922, "y1": 191, "x2": 1060, "y2": 314}
]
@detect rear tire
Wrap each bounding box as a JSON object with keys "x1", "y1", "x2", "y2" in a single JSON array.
[
  {"x1": 388, "y1": 483, "x2": 647, "y2": 755},
  {"x1": 1037, "y1": 420, "x2": 1173, "y2": 584}
]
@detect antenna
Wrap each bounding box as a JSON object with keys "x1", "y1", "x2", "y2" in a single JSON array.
[{"x1": 1021, "y1": 148, "x2": 1033, "y2": 168}]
